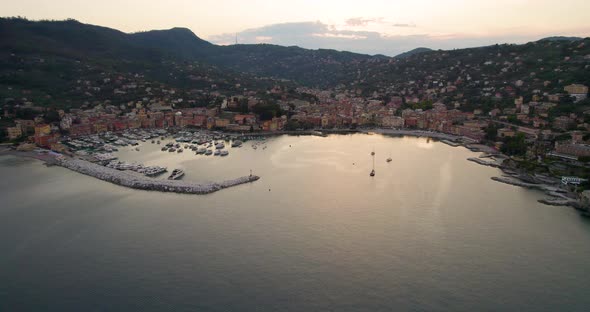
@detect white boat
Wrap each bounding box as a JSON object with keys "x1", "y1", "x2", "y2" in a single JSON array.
[
  {"x1": 167, "y1": 169, "x2": 185, "y2": 180},
  {"x1": 215, "y1": 142, "x2": 225, "y2": 149},
  {"x1": 214, "y1": 150, "x2": 220, "y2": 156},
  {"x1": 370, "y1": 149, "x2": 376, "y2": 177},
  {"x1": 231, "y1": 140, "x2": 243, "y2": 147},
  {"x1": 205, "y1": 149, "x2": 213, "y2": 155},
  {"x1": 220, "y1": 150, "x2": 229, "y2": 156}
]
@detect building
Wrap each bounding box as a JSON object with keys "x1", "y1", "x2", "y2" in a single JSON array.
[
  {"x1": 6, "y1": 127, "x2": 22, "y2": 140},
  {"x1": 381, "y1": 116, "x2": 405, "y2": 128},
  {"x1": 497, "y1": 128, "x2": 515, "y2": 138},
  {"x1": 15, "y1": 119, "x2": 35, "y2": 134},
  {"x1": 214, "y1": 118, "x2": 230, "y2": 129},
  {"x1": 34, "y1": 124, "x2": 51, "y2": 136},
  {"x1": 555, "y1": 142, "x2": 590, "y2": 158},
  {"x1": 34, "y1": 133, "x2": 60, "y2": 148},
  {"x1": 564, "y1": 84, "x2": 588, "y2": 102},
  {"x1": 553, "y1": 116, "x2": 574, "y2": 131}
]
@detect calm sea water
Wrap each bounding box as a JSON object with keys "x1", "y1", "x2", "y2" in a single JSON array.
[{"x1": 1, "y1": 134, "x2": 590, "y2": 311}]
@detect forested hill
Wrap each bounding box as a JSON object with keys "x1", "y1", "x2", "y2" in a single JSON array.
[
  {"x1": 1, "y1": 17, "x2": 589, "y2": 105},
  {"x1": 0, "y1": 18, "x2": 384, "y2": 87}
]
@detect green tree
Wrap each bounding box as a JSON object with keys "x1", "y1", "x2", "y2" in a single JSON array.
[
  {"x1": 501, "y1": 133, "x2": 527, "y2": 156},
  {"x1": 44, "y1": 110, "x2": 61, "y2": 123},
  {"x1": 484, "y1": 124, "x2": 499, "y2": 141}
]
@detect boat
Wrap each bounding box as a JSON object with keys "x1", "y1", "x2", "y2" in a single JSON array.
[
  {"x1": 220, "y1": 150, "x2": 229, "y2": 156},
  {"x1": 135, "y1": 147, "x2": 140, "y2": 151},
  {"x1": 177, "y1": 149, "x2": 183, "y2": 153},
  {"x1": 370, "y1": 149, "x2": 376, "y2": 177},
  {"x1": 167, "y1": 169, "x2": 185, "y2": 180},
  {"x1": 161, "y1": 147, "x2": 168, "y2": 151},
  {"x1": 169, "y1": 148, "x2": 176, "y2": 152},
  {"x1": 205, "y1": 149, "x2": 213, "y2": 155},
  {"x1": 231, "y1": 140, "x2": 243, "y2": 148},
  {"x1": 386, "y1": 157, "x2": 392, "y2": 163},
  {"x1": 157, "y1": 140, "x2": 160, "y2": 144},
  {"x1": 215, "y1": 142, "x2": 225, "y2": 149},
  {"x1": 196, "y1": 147, "x2": 206, "y2": 154},
  {"x1": 151, "y1": 140, "x2": 155, "y2": 144},
  {"x1": 214, "y1": 150, "x2": 220, "y2": 156}
]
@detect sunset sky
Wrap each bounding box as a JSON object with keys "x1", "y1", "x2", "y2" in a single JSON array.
[{"x1": 3, "y1": 0, "x2": 590, "y2": 56}]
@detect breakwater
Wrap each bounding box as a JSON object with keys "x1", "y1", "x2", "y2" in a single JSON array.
[
  {"x1": 467, "y1": 157, "x2": 503, "y2": 168},
  {"x1": 56, "y1": 157, "x2": 259, "y2": 194}
]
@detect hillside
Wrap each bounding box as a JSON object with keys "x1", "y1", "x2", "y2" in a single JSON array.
[
  {"x1": 1, "y1": 18, "x2": 589, "y2": 111},
  {"x1": 0, "y1": 18, "x2": 383, "y2": 88},
  {"x1": 394, "y1": 47, "x2": 433, "y2": 59}
]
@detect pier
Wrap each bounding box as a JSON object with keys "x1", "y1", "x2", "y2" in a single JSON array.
[{"x1": 56, "y1": 156, "x2": 259, "y2": 194}]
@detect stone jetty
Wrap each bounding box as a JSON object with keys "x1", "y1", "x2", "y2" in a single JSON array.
[
  {"x1": 56, "y1": 157, "x2": 259, "y2": 194},
  {"x1": 467, "y1": 157, "x2": 503, "y2": 168}
]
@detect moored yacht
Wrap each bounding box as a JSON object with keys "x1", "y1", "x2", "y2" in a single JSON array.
[{"x1": 167, "y1": 169, "x2": 185, "y2": 180}]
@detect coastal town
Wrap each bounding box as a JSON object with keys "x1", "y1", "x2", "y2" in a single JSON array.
[
  {"x1": 2, "y1": 76, "x2": 590, "y2": 208},
  {"x1": 1, "y1": 22, "x2": 590, "y2": 209}
]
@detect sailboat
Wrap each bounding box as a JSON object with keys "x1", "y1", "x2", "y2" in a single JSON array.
[{"x1": 370, "y1": 148, "x2": 376, "y2": 177}]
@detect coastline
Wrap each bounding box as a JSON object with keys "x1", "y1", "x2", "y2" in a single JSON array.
[{"x1": 2, "y1": 130, "x2": 586, "y2": 211}]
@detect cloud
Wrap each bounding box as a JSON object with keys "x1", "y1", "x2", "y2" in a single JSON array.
[
  {"x1": 345, "y1": 17, "x2": 382, "y2": 27},
  {"x1": 255, "y1": 36, "x2": 273, "y2": 43},
  {"x1": 344, "y1": 18, "x2": 415, "y2": 28},
  {"x1": 392, "y1": 23, "x2": 416, "y2": 28},
  {"x1": 207, "y1": 21, "x2": 579, "y2": 57}
]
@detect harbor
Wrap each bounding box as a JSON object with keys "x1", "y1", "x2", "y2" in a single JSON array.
[{"x1": 4, "y1": 128, "x2": 588, "y2": 210}]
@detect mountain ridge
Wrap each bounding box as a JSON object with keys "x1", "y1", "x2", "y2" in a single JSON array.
[{"x1": 1, "y1": 17, "x2": 589, "y2": 97}]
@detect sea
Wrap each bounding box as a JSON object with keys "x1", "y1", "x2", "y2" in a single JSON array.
[{"x1": 1, "y1": 134, "x2": 590, "y2": 311}]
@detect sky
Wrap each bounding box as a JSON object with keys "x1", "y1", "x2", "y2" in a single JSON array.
[{"x1": 2, "y1": 0, "x2": 590, "y2": 56}]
